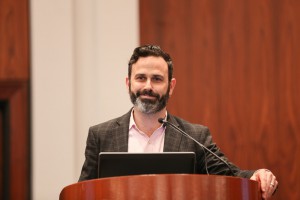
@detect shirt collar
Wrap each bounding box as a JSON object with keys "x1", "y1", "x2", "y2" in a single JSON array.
[{"x1": 129, "y1": 109, "x2": 168, "y2": 130}]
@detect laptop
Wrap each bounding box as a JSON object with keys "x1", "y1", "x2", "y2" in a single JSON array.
[{"x1": 98, "y1": 152, "x2": 196, "y2": 178}]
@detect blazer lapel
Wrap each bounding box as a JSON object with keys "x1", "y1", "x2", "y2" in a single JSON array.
[
  {"x1": 110, "y1": 110, "x2": 131, "y2": 152},
  {"x1": 163, "y1": 114, "x2": 183, "y2": 152}
]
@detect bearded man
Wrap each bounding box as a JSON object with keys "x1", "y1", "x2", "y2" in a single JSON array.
[{"x1": 79, "y1": 45, "x2": 278, "y2": 199}]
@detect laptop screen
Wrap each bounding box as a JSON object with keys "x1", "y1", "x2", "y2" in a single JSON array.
[{"x1": 98, "y1": 152, "x2": 196, "y2": 178}]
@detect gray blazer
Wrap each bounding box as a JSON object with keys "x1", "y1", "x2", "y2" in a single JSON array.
[{"x1": 79, "y1": 110, "x2": 254, "y2": 181}]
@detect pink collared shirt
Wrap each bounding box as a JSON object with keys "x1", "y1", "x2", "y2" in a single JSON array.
[{"x1": 128, "y1": 110, "x2": 166, "y2": 153}]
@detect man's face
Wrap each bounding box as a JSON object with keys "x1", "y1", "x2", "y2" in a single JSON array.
[{"x1": 126, "y1": 56, "x2": 176, "y2": 114}]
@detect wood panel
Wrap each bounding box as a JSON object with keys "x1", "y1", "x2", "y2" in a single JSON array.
[
  {"x1": 0, "y1": 0, "x2": 30, "y2": 199},
  {"x1": 0, "y1": 0, "x2": 30, "y2": 80},
  {"x1": 140, "y1": 0, "x2": 300, "y2": 199}
]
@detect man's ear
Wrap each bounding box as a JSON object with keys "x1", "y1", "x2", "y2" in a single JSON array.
[
  {"x1": 169, "y1": 78, "x2": 176, "y2": 96},
  {"x1": 126, "y1": 77, "x2": 130, "y2": 91}
]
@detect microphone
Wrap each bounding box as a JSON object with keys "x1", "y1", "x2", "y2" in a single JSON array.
[{"x1": 158, "y1": 118, "x2": 235, "y2": 176}]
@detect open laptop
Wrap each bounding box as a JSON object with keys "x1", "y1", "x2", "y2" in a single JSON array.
[{"x1": 98, "y1": 152, "x2": 196, "y2": 178}]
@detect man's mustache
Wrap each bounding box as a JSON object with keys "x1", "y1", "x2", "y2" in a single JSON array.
[{"x1": 136, "y1": 89, "x2": 160, "y2": 99}]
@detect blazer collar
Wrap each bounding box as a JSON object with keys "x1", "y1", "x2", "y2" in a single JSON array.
[
  {"x1": 163, "y1": 114, "x2": 183, "y2": 152},
  {"x1": 112, "y1": 109, "x2": 132, "y2": 152}
]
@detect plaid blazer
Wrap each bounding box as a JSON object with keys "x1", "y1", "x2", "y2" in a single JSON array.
[{"x1": 78, "y1": 109, "x2": 254, "y2": 181}]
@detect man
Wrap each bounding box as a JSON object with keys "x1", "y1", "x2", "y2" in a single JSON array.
[{"x1": 79, "y1": 45, "x2": 278, "y2": 199}]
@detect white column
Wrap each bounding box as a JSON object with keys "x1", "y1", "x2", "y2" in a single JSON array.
[
  {"x1": 30, "y1": 0, "x2": 139, "y2": 199},
  {"x1": 30, "y1": 0, "x2": 76, "y2": 199}
]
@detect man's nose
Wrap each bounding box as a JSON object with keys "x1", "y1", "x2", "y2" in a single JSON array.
[{"x1": 144, "y1": 79, "x2": 153, "y2": 89}]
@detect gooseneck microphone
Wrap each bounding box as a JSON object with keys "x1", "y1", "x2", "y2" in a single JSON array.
[{"x1": 158, "y1": 118, "x2": 235, "y2": 176}]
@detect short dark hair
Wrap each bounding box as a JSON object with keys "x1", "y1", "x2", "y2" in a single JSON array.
[{"x1": 128, "y1": 45, "x2": 173, "y2": 81}]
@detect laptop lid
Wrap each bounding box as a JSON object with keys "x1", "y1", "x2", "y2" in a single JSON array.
[{"x1": 98, "y1": 152, "x2": 196, "y2": 178}]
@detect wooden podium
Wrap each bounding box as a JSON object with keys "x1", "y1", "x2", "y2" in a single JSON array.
[{"x1": 60, "y1": 174, "x2": 261, "y2": 200}]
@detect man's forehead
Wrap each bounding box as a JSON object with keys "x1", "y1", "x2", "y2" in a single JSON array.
[{"x1": 131, "y1": 66, "x2": 167, "y2": 77}]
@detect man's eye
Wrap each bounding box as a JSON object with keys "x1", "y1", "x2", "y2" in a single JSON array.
[
  {"x1": 153, "y1": 77, "x2": 163, "y2": 82},
  {"x1": 136, "y1": 76, "x2": 145, "y2": 80}
]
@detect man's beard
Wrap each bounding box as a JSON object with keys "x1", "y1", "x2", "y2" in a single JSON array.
[{"x1": 129, "y1": 84, "x2": 170, "y2": 114}]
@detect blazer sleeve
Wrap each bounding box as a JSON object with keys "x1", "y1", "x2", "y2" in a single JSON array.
[
  {"x1": 78, "y1": 127, "x2": 99, "y2": 181},
  {"x1": 198, "y1": 127, "x2": 255, "y2": 178}
]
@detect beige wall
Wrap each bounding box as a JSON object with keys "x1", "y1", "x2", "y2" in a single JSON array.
[{"x1": 30, "y1": 0, "x2": 138, "y2": 199}]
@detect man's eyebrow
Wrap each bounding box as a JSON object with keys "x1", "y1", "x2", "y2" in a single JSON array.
[
  {"x1": 152, "y1": 74, "x2": 164, "y2": 78},
  {"x1": 134, "y1": 73, "x2": 146, "y2": 77}
]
